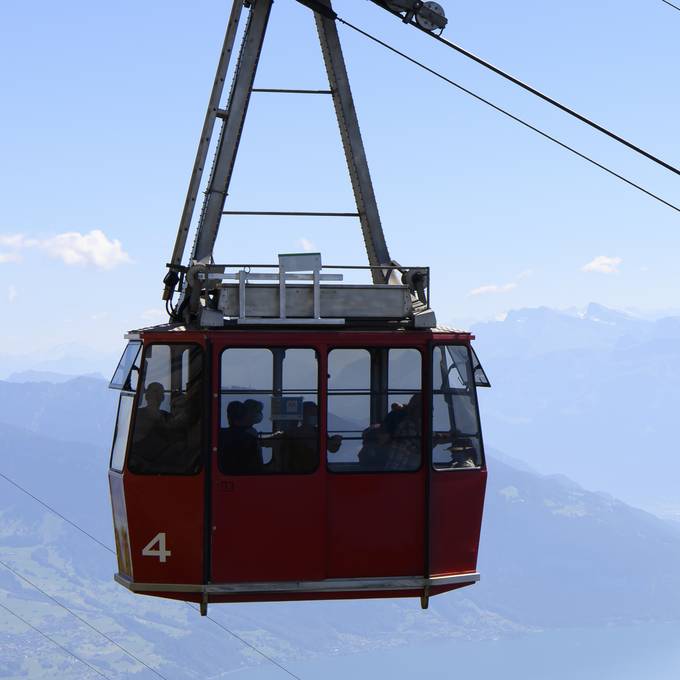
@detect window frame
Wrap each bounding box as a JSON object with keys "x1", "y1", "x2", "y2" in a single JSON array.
[
  {"x1": 430, "y1": 342, "x2": 486, "y2": 473},
  {"x1": 126, "y1": 341, "x2": 206, "y2": 476},
  {"x1": 109, "y1": 391, "x2": 136, "y2": 472},
  {"x1": 217, "y1": 346, "x2": 322, "y2": 476},
  {"x1": 109, "y1": 340, "x2": 141, "y2": 391},
  {"x1": 325, "y1": 345, "x2": 425, "y2": 474}
]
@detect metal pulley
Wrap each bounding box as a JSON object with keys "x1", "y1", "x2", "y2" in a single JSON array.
[{"x1": 384, "y1": 0, "x2": 448, "y2": 31}]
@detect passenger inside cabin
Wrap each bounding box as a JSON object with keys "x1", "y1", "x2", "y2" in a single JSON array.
[
  {"x1": 132, "y1": 382, "x2": 169, "y2": 444},
  {"x1": 218, "y1": 400, "x2": 262, "y2": 474},
  {"x1": 385, "y1": 393, "x2": 422, "y2": 471},
  {"x1": 129, "y1": 382, "x2": 171, "y2": 472},
  {"x1": 243, "y1": 398, "x2": 264, "y2": 435},
  {"x1": 262, "y1": 402, "x2": 341, "y2": 474},
  {"x1": 447, "y1": 437, "x2": 478, "y2": 468}
]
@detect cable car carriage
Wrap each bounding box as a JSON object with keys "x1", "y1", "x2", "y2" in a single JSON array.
[
  {"x1": 109, "y1": 254, "x2": 489, "y2": 613},
  {"x1": 107, "y1": 0, "x2": 489, "y2": 614}
]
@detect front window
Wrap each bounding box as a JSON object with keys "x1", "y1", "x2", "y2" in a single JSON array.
[
  {"x1": 109, "y1": 341, "x2": 141, "y2": 391},
  {"x1": 127, "y1": 344, "x2": 204, "y2": 475},
  {"x1": 327, "y1": 348, "x2": 422, "y2": 472},
  {"x1": 218, "y1": 348, "x2": 319, "y2": 474},
  {"x1": 110, "y1": 394, "x2": 134, "y2": 472},
  {"x1": 432, "y1": 345, "x2": 483, "y2": 470}
]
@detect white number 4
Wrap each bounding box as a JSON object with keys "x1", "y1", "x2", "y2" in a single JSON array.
[{"x1": 142, "y1": 532, "x2": 172, "y2": 563}]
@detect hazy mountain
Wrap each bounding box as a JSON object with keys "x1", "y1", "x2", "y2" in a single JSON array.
[
  {"x1": 2, "y1": 410, "x2": 680, "y2": 677},
  {"x1": 472, "y1": 303, "x2": 680, "y2": 514},
  {"x1": 0, "y1": 376, "x2": 117, "y2": 449},
  {"x1": 0, "y1": 342, "x2": 119, "y2": 382},
  {"x1": 6, "y1": 370, "x2": 107, "y2": 383},
  {"x1": 2, "y1": 341, "x2": 680, "y2": 677}
]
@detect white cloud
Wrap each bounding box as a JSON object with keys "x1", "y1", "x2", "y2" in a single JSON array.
[
  {"x1": 469, "y1": 282, "x2": 517, "y2": 296},
  {"x1": 0, "y1": 234, "x2": 37, "y2": 249},
  {"x1": 141, "y1": 308, "x2": 167, "y2": 322},
  {"x1": 299, "y1": 237, "x2": 317, "y2": 253},
  {"x1": 8, "y1": 285, "x2": 17, "y2": 303},
  {"x1": 581, "y1": 255, "x2": 622, "y2": 274},
  {"x1": 42, "y1": 230, "x2": 131, "y2": 269},
  {"x1": 468, "y1": 269, "x2": 532, "y2": 297},
  {"x1": 0, "y1": 230, "x2": 131, "y2": 270}
]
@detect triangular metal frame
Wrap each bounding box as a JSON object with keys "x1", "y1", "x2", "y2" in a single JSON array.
[{"x1": 165, "y1": 0, "x2": 394, "y2": 302}]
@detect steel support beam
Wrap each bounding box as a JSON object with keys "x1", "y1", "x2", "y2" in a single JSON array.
[
  {"x1": 191, "y1": 0, "x2": 273, "y2": 263},
  {"x1": 166, "y1": 0, "x2": 244, "y2": 294},
  {"x1": 314, "y1": 0, "x2": 392, "y2": 282}
]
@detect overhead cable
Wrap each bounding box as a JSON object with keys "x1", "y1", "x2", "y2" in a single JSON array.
[
  {"x1": 336, "y1": 18, "x2": 680, "y2": 214},
  {"x1": 365, "y1": 5, "x2": 680, "y2": 177},
  {"x1": 662, "y1": 0, "x2": 680, "y2": 11},
  {"x1": 0, "y1": 471, "x2": 305, "y2": 680},
  {"x1": 0, "y1": 471, "x2": 113, "y2": 553},
  {"x1": 187, "y1": 604, "x2": 304, "y2": 680},
  {"x1": 0, "y1": 601, "x2": 111, "y2": 680},
  {"x1": 0, "y1": 559, "x2": 170, "y2": 680}
]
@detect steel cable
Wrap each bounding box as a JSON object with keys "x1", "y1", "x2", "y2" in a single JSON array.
[
  {"x1": 0, "y1": 600, "x2": 112, "y2": 679},
  {"x1": 336, "y1": 17, "x2": 680, "y2": 213},
  {"x1": 0, "y1": 471, "x2": 304, "y2": 680},
  {"x1": 0, "y1": 559, "x2": 170, "y2": 680}
]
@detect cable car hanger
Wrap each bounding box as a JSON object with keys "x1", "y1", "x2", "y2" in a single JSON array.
[
  {"x1": 163, "y1": 0, "x2": 446, "y2": 329},
  {"x1": 109, "y1": 0, "x2": 490, "y2": 616}
]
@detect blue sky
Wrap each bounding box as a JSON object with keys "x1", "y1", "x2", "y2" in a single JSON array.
[{"x1": 0, "y1": 0, "x2": 678, "y2": 357}]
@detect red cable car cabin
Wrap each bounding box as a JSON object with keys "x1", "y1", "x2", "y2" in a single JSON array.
[{"x1": 108, "y1": 258, "x2": 489, "y2": 613}]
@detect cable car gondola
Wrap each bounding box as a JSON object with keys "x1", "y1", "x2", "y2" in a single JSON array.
[{"x1": 108, "y1": 0, "x2": 489, "y2": 614}]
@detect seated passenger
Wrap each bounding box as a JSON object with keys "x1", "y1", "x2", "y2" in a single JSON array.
[
  {"x1": 134, "y1": 382, "x2": 168, "y2": 437},
  {"x1": 357, "y1": 424, "x2": 390, "y2": 470},
  {"x1": 243, "y1": 399, "x2": 264, "y2": 435},
  {"x1": 276, "y1": 402, "x2": 341, "y2": 474},
  {"x1": 447, "y1": 437, "x2": 478, "y2": 468},
  {"x1": 385, "y1": 394, "x2": 422, "y2": 470},
  {"x1": 130, "y1": 382, "x2": 172, "y2": 472},
  {"x1": 218, "y1": 400, "x2": 262, "y2": 474}
]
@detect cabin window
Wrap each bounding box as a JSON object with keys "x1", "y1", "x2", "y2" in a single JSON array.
[
  {"x1": 109, "y1": 341, "x2": 141, "y2": 391},
  {"x1": 432, "y1": 345, "x2": 483, "y2": 470},
  {"x1": 110, "y1": 394, "x2": 134, "y2": 472},
  {"x1": 219, "y1": 348, "x2": 319, "y2": 474},
  {"x1": 127, "y1": 344, "x2": 204, "y2": 475},
  {"x1": 327, "y1": 348, "x2": 422, "y2": 472}
]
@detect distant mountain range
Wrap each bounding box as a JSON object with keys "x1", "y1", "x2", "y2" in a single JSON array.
[
  {"x1": 2, "y1": 352, "x2": 680, "y2": 676},
  {"x1": 2, "y1": 303, "x2": 680, "y2": 676},
  {"x1": 2, "y1": 419, "x2": 679, "y2": 678},
  {"x1": 471, "y1": 302, "x2": 680, "y2": 515}
]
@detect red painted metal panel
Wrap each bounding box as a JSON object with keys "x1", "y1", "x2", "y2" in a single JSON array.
[
  {"x1": 429, "y1": 469, "x2": 487, "y2": 575},
  {"x1": 109, "y1": 472, "x2": 133, "y2": 579},
  {"x1": 326, "y1": 473, "x2": 425, "y2": 577},
  {"x1": 210, "y1": 337, "x2": 327, "y2": 583},
  {"x1": 121, "y1": 335, "x2": 207, "y2": 586},
  {"x1": 124, "y1": 474, "x2": 205, "y2": 584},
  {"x1": 211, "y1": 472, "x2": 326, "y2": 582}
]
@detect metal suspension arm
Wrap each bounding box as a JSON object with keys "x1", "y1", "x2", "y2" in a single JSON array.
[
  {"x1": 164, "y1": 0, "x2": 244, "y2": 300},
  {"x1": 190, "y1": 0, "x2": 273, "y2": 264},
  {"x1": 315, "y1": 0, "x2": 392, "y2": 282}
]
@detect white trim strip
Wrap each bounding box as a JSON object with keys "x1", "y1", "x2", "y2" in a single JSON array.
[{"x1": 114, "y1": 572, "x2": 479, "y2": 595}]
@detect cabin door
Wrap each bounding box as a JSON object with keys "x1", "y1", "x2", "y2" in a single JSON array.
[
  {"x1": 210, "y1": 343, "x2": 326, "y2": 583},
  {"x1": 429, "y1": 343, "x2": 487, "y2": 575}
]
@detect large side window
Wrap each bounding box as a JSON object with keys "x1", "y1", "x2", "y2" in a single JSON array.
[
  {"x1": 432, "y1": 345, "x2": 483, "y2": 470},
  {"x1": 109, "y1": 340, "x2": 141, "y2": 391},
  {"x1": 109, "y1": 341, "x2": 142, "y2": 472},
  {"x1": 127, "y1": 344, "x2": 204, "y2": 475},
  {"x1": 110, "y1": 394, "x2": 134, "y2": 472},
  {"x1": 219, "y1": 348, "x2": 319, "y2": 475},
  {"x1": 327, "y1": 348, "x2": 422, "y2": 472}
]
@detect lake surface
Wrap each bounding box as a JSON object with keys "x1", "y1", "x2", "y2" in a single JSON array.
[{"x1": 228, "y1": 622, "x2": 680, "y2": 680}]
